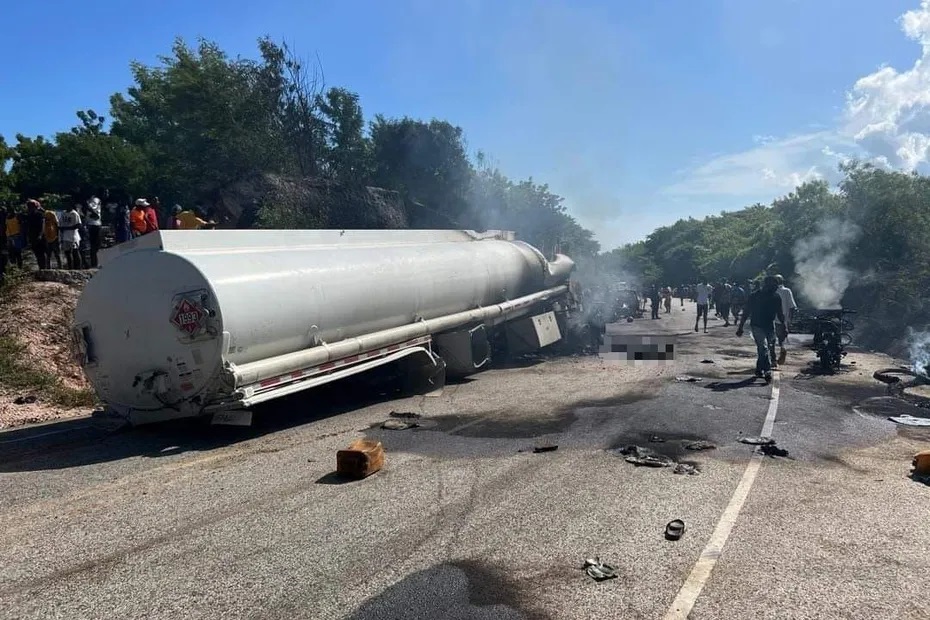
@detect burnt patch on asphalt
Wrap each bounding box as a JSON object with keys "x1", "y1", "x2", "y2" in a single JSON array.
[
  {"x1": 608, "y1": 431, "x2": 714, "y2": 460},
  {"x1": 347, "y1": 560, "x2": 552, "y2": 620}
]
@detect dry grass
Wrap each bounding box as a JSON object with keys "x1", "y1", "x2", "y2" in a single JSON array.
[{"x1": 0, "y1": 267, "x2": 97, "y2": 426}]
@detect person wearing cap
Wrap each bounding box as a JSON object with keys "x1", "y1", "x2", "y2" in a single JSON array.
[
  {"x1": 130, "y1": 199, "x2": 149, "y2": 237},
  {"x1": 143, "y1": 199, "x2": 159, "y2": 234}
]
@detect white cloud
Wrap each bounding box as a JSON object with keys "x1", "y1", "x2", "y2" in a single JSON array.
[{"x1": 665, "y1": 0, "x2": 930, "y2": 199}]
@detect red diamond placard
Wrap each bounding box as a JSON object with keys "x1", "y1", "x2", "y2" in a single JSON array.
[{"x1": 171, "y1": 299, "x2": 205, "y2": 335}]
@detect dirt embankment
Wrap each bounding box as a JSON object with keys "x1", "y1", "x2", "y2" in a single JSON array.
[{"x1": 0, "y1": 271, "x2": 96, "y2": 429}]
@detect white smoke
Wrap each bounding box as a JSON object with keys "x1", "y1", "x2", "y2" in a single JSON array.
[
  {"x1": 907, "y1": 328, "x2": 930, "y2": 375},
  {"x1": 792, "y1": 218, "x2": 861, "y2": 309}
]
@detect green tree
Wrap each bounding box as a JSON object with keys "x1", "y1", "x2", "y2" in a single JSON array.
[
  {"x1": 317, "y1": 87, "x2": 371, "y2": 184},
  {"x1": 370, "y1": 116, "x2": 472, "y2": 220}
]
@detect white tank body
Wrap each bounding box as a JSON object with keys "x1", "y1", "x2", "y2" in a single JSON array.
[{"x1": 73, "y1": 230, "x2": 574, "y2": 416}]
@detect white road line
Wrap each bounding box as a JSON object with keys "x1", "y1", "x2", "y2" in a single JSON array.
[{"x1": 663, "y1": 372, "x2": 782, "y2": 620}]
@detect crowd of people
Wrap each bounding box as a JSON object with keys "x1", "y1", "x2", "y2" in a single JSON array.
[
  {"x1": 641, "y1": 276, "x2": 799, "y2": 382},
  {"x1": 1, "y1": 196, "x2": 215, "y2": 280}
]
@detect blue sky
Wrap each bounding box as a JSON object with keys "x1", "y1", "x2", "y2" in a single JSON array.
[{"x1": 2, "y1": 0, "x2": 928, "y2": 249}]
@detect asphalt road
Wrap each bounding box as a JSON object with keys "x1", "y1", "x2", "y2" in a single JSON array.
[{"x1": 1, "y1": 302, "x2": 928, "y2": 619}]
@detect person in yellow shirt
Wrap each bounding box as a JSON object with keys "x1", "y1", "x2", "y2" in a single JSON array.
[
  {"x1": 43, "y1": 208, "x2": 62, "y2": 269},
  {"x1": 5, "y1": 208, "x2": 24, "y2": 268},
  {"x1": 177, "y1": 207, "x2": 211, "y2": 230}
]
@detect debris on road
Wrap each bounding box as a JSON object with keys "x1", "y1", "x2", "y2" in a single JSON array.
[
  {"x1": 336, "y1": 439, "x2": 384, "y2": 479},
  {"x1": 675, "y1": 375, "x2": 702, "y2": 383},
  {"x1": 684, "y1": 440, "x2": 716, "y2": 451},
  {"x1": 760, "y1": 444, "x2": 790, "y2": 458},
  {"x1": 533, "y1": 444, "x2": 559, "y2": 453},
  {"x1": 583, "y1": 558, "x2": 618, "y2": 581},
  {"x1": 665, "y1": 519, "x2": 686, "y2": 541},
  {"x1": 888, "y1": 414, "x2": 930, "y2": 427},
  {"x1": 381, "y1": 418, "x2": 420, "y2": 430},
  {"x1": 613, "y1": 445, "x2": 676, "y2": 468},
  {"x1": 700, "y1": 359, "x2": 715, "y2": 364},
  {"x1": 739, "y1": 436, "x2": 776, "y2": 445},
  {"x1": 674, "y1": 463, "x2": 700, "y2": 475}
]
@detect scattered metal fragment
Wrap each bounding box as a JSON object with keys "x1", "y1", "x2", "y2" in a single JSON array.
[
  {"x1": 674, "y1": 463, "x2": 700, "y2": 475},
  {"x1": 648, "y1": 435, "x2": 666, "y2": 443},
  {"x1": 700, "y1": 359, "x2": 715, "y2": 364},
  {"x1": 739, "y1": 436, "x2": 775, "y2": 445},
  {"x1": 381, "y1": 419, "x2": 420, "y2": 430},
  {"x1": 13, "y1": 395, "x2": 37, "y2": 405},
  {"x1": 613, "y1": 445, "x2": 676, "y2": 467},
  {"x1": 583, "y1": 558, "x2": 618, "y2": 581},
  {"x1": 684, "y1": 440, "x2": 716, "y2": 451},
  {"x1": 533, "y1": 445, "x2": 559, "y2": 453},
  {"x1": 675, "y1": 375, "x2": 702, "y2": 383},
  {"x1": 889, "y1": 415, "x2": 930, "y2": 427}
]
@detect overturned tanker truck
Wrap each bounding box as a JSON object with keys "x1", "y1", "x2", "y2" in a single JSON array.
[{"x1": 73, "y1": 229, "x2": 576, "y2": 427}]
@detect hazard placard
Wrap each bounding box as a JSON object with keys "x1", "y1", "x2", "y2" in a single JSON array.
[{"x1": 170, "y1": 298, "x2": 205, "y2": 335}]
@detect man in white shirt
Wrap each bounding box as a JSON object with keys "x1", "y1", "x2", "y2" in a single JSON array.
[
  {"x1": 59, "y1": 202, "x2": 83, "y2": 270},
  {"x1": 694, "y1": 279, "x2": 713, "y2": 333},
  {"x1": 774, "y1": 274, "x2": 798, "y2": 362}
]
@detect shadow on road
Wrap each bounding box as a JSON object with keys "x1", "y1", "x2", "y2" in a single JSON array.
[
  {"x1": 0, "y1": 366, "x2": 418, "y2": 474},
  {"x1": 703, "y1": 377, "x2": 760, "y2": 392}
]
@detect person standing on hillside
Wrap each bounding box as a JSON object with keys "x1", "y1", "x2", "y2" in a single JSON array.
[
  {"x1": 130, "y1": 200, "x2": 148, "y2": 237},
  {"x1": 114, "y1": 204, "x2": 132, "y2": 243},
  {"x1": 59, "y1": 201, "x2": 84, "y2": 270},
  {"x1": 694, "y1": 279, "x2": 713, "y2": 333},
  {"x1": 736, "y1": 275, "x2": 786, "y2": 383},
  {"x1": 43, "y1": 207, "x2": 61, "y2": 269},
  {"x1": 84, "y1": 197, "x2": 103, "y2": 268},
  {"x1": 774, "y1": 274, "x2": 798, "y2": 364},
  {"x1": 5, "y1": 206, "x2": 25, "y2": 269},
  {"x1": 25, "y1": 200, "x2": 48, "y2": 270},
  {"x1": 143, "y1": 199, "x2": 160, "y2": 235}
]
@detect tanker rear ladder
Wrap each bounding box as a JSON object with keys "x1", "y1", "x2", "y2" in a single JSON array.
[{"x1": 215, "y1": 283, "x2": 570, "y2": 411}]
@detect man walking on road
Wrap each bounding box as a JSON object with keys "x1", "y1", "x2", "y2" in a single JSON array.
[
  {"x1": 694, "y1": 279, "x2": 713, "y2": 333},
  {"x1": 774, "y1": 274, "x2": 798, "y2": 364},
  {"x1": 736, "y1": 275, "x2": 786, "y2": 383}
]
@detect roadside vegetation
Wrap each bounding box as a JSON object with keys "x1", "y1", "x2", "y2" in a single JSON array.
[{"x1": 0, "y1": 270, "x2": 97, "y2": 409}]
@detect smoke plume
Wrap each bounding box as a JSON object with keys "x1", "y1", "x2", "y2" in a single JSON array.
[
  {"x1": 792, "y1": 218, "x2": 860, "y2": 309},
  {"x1": 908, "y1": 328, "x2": 930, "y2": 376}
]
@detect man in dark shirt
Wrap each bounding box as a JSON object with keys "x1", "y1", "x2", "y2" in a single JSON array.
[{"x1": 736, "y1": 275, "x2": 785, "y2": 382}]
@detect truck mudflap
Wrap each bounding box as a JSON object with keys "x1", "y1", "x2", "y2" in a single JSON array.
[{"x1": 224, "y1": 336, "x2": 438, "y2": 409}]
